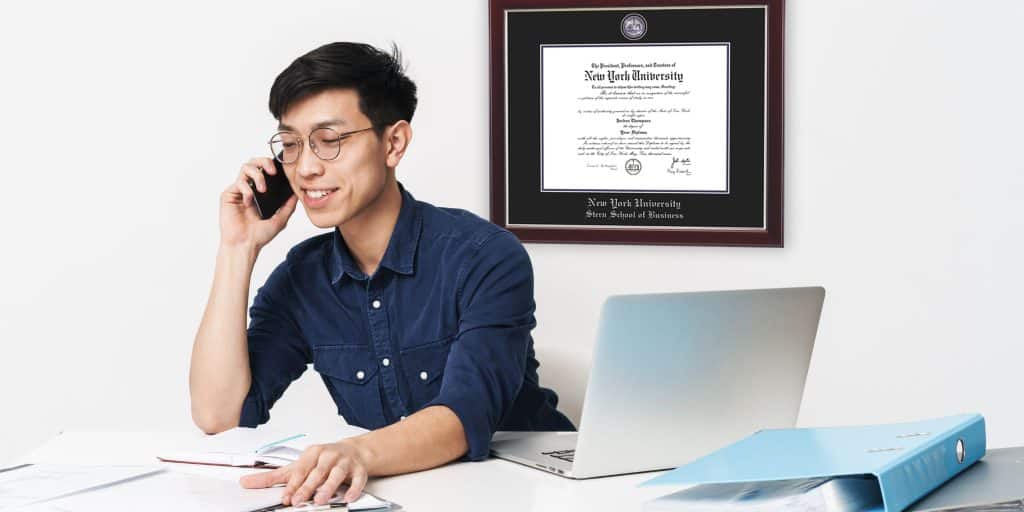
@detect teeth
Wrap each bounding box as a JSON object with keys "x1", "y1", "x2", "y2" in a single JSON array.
[{"x1": 306, "y1": 189, "x2": 331, "y2": 199}]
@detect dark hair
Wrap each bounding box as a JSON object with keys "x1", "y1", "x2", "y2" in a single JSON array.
[{"x1": 268, "y1": 42, "x2": 417, "y2": 136}]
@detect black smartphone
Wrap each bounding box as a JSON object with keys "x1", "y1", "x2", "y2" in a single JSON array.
[{"x1": 247, "y1": 157, "x2": 293, "y2": 220}]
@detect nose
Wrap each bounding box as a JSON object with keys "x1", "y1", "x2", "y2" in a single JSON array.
[{"x1": 296, "y1": 140, "x2": 325, "y2": 179}]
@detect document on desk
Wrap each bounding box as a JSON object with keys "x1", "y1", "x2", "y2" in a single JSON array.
[
  {"x1": 12, "y1": 471, "x2": 396, "y2": 512},
  {"x1": 0, "y1": 464, "x2": 162, "y2": 509},
  {"x1": 158, "y1": 424, "x2": 369, "y2": 469},
  {"x1": 12, "y1": 470, "x2": 280, "y2": 512}
]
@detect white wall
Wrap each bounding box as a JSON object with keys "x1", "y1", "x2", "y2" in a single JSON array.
[{"x1": 2, "y1": 0, "x2": 1023, "y2": 465}]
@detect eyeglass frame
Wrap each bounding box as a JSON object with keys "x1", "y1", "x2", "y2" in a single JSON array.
[{"x1": 267, "y1": 125, "x2": 377, "y2": 164}]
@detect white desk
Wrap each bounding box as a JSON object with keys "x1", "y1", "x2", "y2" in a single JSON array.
[{"x1": 18, "y1": 430, "x2": 671, "y2": 511}]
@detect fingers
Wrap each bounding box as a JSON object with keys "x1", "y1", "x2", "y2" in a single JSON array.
[
  {"x1": 268, "y1": 443, "x2": 368, "y2": 507},
  {"x1": 239, "y1": 467, "x2": 286, "y2": 489},
  {"x1": 241, "y1": 166, "x2": 266, "y2": 194},
  {"x1": 255, "y1": 156, "x2": 278, "y2": 175},
  {"x1": 315, "y1": 466, "x2": 347, "y2": 505},
  {"x1": 220, "y1": 186, "x2": 243, "y2": 207},
  {"x1": 344, "y1": 467, "x2": 368, "y2": 504},
  {"x1": 231, "y1": 180, "x2": 261, "y2": 222},
  {"x1": 282, "y1": 464, "x2": 311, "y2": 505},
  {"x1": 233, "y1": 179, "x2": 255, "y2": 207},
  {"x1": 296, "y1": 450, "x2": 352, "y2": 505},
  {"x1": 292, "y1": 467, "x2": 327, "y2": 505},
  {"x1": 281, "y1": 446, "x2": 322, "y2": 505},
  {"x1": 240, "y1": 157, "x2": 276, "y2": 193}
]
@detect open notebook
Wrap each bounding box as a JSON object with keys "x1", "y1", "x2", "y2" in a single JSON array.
[{"x1": 157, "y1": 424, "x2": 369, "y2": 469}]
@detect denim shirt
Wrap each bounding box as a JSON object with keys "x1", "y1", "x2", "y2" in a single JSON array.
[{"x1": 239, "y1": 182, "x2": 574, "y2": 460}]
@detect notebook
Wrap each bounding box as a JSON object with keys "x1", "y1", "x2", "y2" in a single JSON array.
[{"x1": 157, "y1": 424, "x2": 368, "y2": 469}]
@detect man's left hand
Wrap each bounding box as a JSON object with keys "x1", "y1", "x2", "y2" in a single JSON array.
[{"x1": 240, "y1": 440, "x2": 370, "y2": 506}]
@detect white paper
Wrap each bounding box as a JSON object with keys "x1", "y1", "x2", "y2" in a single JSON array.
[
  {"x1": 291, "y1": 489, "x2": 392, "y2": 511},
  {"x1": 0, "y1": 464, "x2": 161, "y2": 509},
  {"x1": 13, "y1": 471, "x2": 282, "y2": 512},
  {"x1": 644, "y1": 477, "x2": 882, "y2": 512},
  {"x1": 157, "y1": 424, "x2": 369, "y2": 469},
  {"x1": 541, "y1": 43, "x2": 730, "y2": 193}
]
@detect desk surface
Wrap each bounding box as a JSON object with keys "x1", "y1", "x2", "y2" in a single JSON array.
[{"x1": 18, "y1": 430, "x2": 672, "y2": 512}]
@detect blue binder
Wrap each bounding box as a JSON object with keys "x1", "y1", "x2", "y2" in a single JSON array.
[{"x1": 642, "y1": 414, "x2": 986, "y2": 512}]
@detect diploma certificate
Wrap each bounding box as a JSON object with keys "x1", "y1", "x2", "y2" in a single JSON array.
[
  {"x1": 541, "y1": 43, "x2": 729, "y2": 193},
  {"x1": 491, "y1": 1, "x2": 783, "y2": 246}
]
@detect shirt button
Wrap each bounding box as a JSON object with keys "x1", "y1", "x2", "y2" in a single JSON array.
[
  {"x1": 371, "y1": 299, "x2": 382, "y2": 309},
  {"x1": 400, "y1": 415, "x2": 407, "y2": 421},
  {"x1": 419, "y1": 371, "x2": 428, "y2": 381},
  {"x1": 356, "y1": 370, "x2": 365, "y2": 380},
  {"x1": 382, "y1": 358, "x2": 390, "y2": 367}
]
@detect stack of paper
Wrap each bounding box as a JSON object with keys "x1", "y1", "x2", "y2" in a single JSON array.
[
  {"x1": 8, "y1": 425, "x2": 394, "y2": 511},
  {"x1": 0, "y1": 464, "x2": 162, "y2": 509},
  {"x1": 8, "y1": 469, "x2": 395, "y2": 512},
  {"x1": 644, "y1": 477, "x2": 883, "y2": 512}
]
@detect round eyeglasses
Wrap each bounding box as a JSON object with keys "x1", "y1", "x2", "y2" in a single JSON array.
[{"x1": 268, "y1": 126, "x2": 375, "y2": 164}]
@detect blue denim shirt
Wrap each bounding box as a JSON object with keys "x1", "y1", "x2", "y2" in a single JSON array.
[{"x1": 239, "y1": 182, "x2": 574, "y2": 460}]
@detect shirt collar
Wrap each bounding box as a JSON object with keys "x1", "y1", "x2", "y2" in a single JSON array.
[{"x1": 330, "y1": 182, "x2": 422, "y2": 283}]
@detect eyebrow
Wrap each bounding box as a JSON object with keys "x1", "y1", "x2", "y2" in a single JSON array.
[{"x1": 277, "y1": 118, "x2": 348, "y2": 132}]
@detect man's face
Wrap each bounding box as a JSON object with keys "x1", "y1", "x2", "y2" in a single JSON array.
[{"x1": 278, "y1": 88, "x2": 388, "y2": 229}]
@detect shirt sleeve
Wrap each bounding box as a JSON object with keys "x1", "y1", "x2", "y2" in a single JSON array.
[
  {"x1": 424, "y1": 230, "x2": 536, "y2": 461},
  {"x1": 238, "y1": 258, "x2": 312, "y2": 427}
]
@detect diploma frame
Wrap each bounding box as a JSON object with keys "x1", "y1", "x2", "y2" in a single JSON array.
[{"x1": 489, "y1": 0, "x2": 784, "y2": 246}]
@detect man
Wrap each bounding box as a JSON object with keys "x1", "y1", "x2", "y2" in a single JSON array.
[{"x1": 189, "y1": 42, "x2": 574, "y2": 506}]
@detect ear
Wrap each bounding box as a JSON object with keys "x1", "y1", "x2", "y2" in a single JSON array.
[{"x1": 383, "y1": 120, "x2": 413, "y2": 168}]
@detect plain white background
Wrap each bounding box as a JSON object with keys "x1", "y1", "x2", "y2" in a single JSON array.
[{"x1": 1, "y1": 0, "x2": 1022, "y2": 465}]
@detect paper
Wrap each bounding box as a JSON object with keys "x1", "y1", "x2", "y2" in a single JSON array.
[
  {"x1": 291, "y1": 490, "x2": 393, "y2": 511},
  {"x1": 540, "y1": 44, "x2": 729, "y2": 193},
  {"x1": 14, "y1": 471, "x2": 283, "y2": 512},
  {"x1": 0, "y1": 464, "x2": 162, "y2": 509},
  {"x1": 7, "y1": 469, "x2": 393, "y2": 512},
  {"x1": 158, "y1": 424, "x2": 368, "y2": 469},
  {"x1": 644, "y1": 477, "x2": 882, "y2": 512}
]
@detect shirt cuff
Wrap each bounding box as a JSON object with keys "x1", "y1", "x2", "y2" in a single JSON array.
[
  {"x1": 425, "y1": 394, "x2": 493, "y2": 462},
  {"x1": 238, "y1": 381, "x2": 269, "y2": 428}
]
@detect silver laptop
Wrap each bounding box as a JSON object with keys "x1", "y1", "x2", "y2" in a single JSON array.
[{"x1": 490, "y1": 286, "x2": 826, "y2": 479}]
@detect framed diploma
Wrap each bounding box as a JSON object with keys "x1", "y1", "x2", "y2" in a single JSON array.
[{"x1": 489, "y1": 0, "x2": 784, "y2": 246}]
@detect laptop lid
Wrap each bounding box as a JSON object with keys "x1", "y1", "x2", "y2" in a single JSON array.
[{"x1": 571, "y1": 287, "x2": 825, "y2": 478}]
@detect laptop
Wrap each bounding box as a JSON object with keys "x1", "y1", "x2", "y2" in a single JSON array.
[{"x1": 490, "y1": 286, "x2": 826, "y2": 479}]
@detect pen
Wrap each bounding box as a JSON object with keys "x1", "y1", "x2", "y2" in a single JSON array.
[
  {"x1": 246, "y1": 502, "x2": 346, "y2": 512},
  {"x1": 291, "y1": 503, "x2": 347, "y2": 511},
  {"x1": 255, "y1": 434, "x2": 307, "y2": 454},
  {"x1": 247, "y1": 503, "x2": 289, "y2": 512}
]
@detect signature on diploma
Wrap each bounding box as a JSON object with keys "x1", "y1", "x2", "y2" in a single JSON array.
[
  {"x1": 667, "y1": 156, "x2": 692, "y2": 175},
  {"x1": 586, "y1": 162, "x2": 618, "y2": 171}
]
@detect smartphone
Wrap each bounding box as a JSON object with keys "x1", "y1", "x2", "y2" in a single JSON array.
[{"x1": 247, "y1": 157, "x2": 293, "y2": 220}]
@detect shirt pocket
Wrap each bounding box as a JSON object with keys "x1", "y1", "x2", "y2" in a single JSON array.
[
  {"x1": 312, "y1": 345, "x2": 386, "y2": 428},
  {"x1": 399, "y1": 335, "x2": 453, "y2": 407}
]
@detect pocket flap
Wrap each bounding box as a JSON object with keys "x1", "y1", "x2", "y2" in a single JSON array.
[
  {"x1": 400, "y1": 336, "x2": 452, "y2": 385},
  {"x1": 313, "y1": 345, "x2": 379, "y2": 385}
]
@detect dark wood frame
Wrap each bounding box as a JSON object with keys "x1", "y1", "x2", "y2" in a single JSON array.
[{"x1": 489, "y1": 0, "x2": 785, "y2": 247}]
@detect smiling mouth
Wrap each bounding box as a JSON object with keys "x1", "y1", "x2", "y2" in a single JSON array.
[{"x1": 303, "y1": 188, "x2": 339, "y2": 199}]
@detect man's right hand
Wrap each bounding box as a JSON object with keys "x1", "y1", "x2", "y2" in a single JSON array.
[{"x1": 220, "y1": 157, "x2": 299, "y2": 252}]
